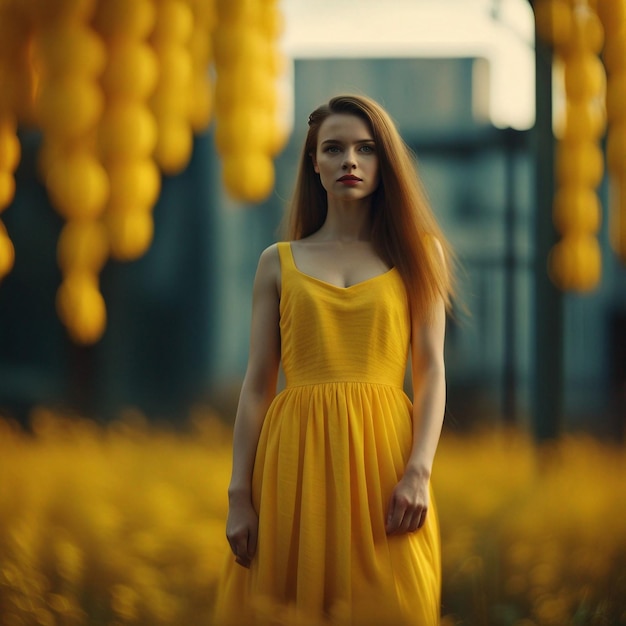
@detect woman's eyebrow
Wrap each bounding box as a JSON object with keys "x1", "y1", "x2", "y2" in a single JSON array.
[{"x1": 320, "y1": 138, "x2": 375, "y2": 145}]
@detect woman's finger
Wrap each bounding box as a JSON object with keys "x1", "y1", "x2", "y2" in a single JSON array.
[
  {"x1": 417, "y1": 508, "x2": 428, "y2": 529},
  {"x1": 407, "y1": 508, "x2": 427, "y2": 533},
  {"x1": 247, "y1": 524, "x2": 258, "y2": 559},
  {"x1": 234, "y1": 539, "x2": 252, "y2": 568},
  {"x1": 386, "y1": 495, "x2": 407, "y2": 534}
]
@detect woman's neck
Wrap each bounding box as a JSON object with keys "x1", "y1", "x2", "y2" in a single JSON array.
[{"x1": 314, "y1": 198, "x2": 373, "y2": 242}]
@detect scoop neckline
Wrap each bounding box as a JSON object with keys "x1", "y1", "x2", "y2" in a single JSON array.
[{"x1": 287, "y1": 242, "x2": 396, "y2": 291}]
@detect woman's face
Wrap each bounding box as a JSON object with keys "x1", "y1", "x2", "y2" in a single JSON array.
[{"x1": 312, "y1": 113, "x2": 380, "y2": 202}]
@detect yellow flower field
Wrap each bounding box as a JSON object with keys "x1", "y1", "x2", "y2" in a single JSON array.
[{"x1": 0, "y1": 408, "x2": 625, "y2": 626}]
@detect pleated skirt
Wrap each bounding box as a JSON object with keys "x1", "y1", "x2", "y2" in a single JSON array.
[{"x1": 214, "y1": 382, "x2": 441, "y2": 626}]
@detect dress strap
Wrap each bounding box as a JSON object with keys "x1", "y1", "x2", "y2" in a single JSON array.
[{"x1": 277, "y1": 241, "x2": 295, "y2": 271}]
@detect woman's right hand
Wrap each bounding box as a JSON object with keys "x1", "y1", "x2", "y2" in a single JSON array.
[{"x1": 225, "y1": 494, "x2": 259, "y2": 568}]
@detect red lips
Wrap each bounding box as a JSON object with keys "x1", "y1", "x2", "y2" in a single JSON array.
[{"x1": 337, "y1": 175, "x2": 362, "y2": 182}]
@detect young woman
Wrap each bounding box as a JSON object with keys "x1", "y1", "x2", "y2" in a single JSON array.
[{"x1": 214, "y1": 94, "x2": 455, "y2": 625}]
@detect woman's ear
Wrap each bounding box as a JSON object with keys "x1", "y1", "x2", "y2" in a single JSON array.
[{"x1": 310, "y1": 152, "x2": 319, "y2": 174}]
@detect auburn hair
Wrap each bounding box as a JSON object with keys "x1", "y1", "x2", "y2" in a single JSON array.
[{"x1": 285, "y1": 94, "x2": 455, "y2": 321}]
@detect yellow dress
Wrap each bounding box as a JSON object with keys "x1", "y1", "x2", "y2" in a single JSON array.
[{"x1": 214, "y1": 242, "x2": 441, "y2": 626}]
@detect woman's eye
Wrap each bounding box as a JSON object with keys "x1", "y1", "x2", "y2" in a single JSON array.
[
  {"x1": 360, "y1": 145, "x2": 374, "y2": 153},
  {"x1": 326, "y1": 146, "x2": 340, "y2": 153}
]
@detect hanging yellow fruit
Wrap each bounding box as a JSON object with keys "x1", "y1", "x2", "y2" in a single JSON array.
[
  {"x1": 0, "y1": 9, "x2": 33, "y2": 123},
  {"x1": 0, "y1": 8, "x2": 26, "y2": 56},
  {"x1": 556, "y1": 139, "x2": 604, "y2": 187},
  {"x1": 0, "y1": 171, "x2": 16, "y2": 211},
  {"x1": 0, "y1": 230, "x2": 15, "y2": 279},
  {"x1": 151, "y1": 0, "x2": 194, "y2": 46},
  {"x1": 107, "y1": 211, "x2": 154, "y2": 261},
  {"x1": 0, "y1": 71, "x2": 16, "y2": 115},
  {"x1": 93, "y1": 0, "x2": 156, "y2": 41},
  {"x1": 57, "y1": 220, "x2": 109, "y2": 274},
  {"x1": 46, "y1": 153, "x2": 110, "y2": 220},
  {"x1": 37, "y1": 139, "x2": 67, "y2": 181},
  {"x1": 259, "y1": 3, "x2": 285, "y2": 41},
  {"x1": 37, "y1": 128, "x2": 98, "y2": 181},
  {"x1": 107, "y1": 158, "x2": 161, "y2": 210},
  {"x1": 149, "y1": 44, "x2": 193, "y2": 121},
  {"x1": 189, "y1": 28, "x2": 211, "y2": 69},
  {"x1": 100, "y1": 39, "x2": 159, "y2": 100},
  {"x1": 189, "y1": 0, "x2": 218, "y2": 31},
  {"x1": 553, "y1": 186, "x2": 602, "y2": 234},
  {"x1": 150, "y1": 85, "x2": 191, "y2": 120},
  {"x1": 0, "y1": 121, "x2": 21, "y2": 172},
  {"x1": 56, "y1": 272, "x2": 107, "y2": 344},
  {"x1": 564, "y1": 52, "x2": 606, "y2": 99},
  {"x1": 606, "y1": 73, "x2": 626, "y2": 123},
  {"x1": 14, "y1": 50, "x2": 39, "y2": 128},
  {"x1": 215, "y1": 0, "x2": 259, "y2": 25},
  {"x1": 188, "y1": 73, "x2": 213, "y2": 132},
  {"x1": 548, "y1": 233, "x2": 602, "y2": 291},
  {"x1": 562, "y1": 8, "x2": 604, "y2": 56},
  {"x1": 222, "y1": 152, "x2": 275, "y2": 204},
  {"x1": 153, "y1": 117, "x2": 193, "y2": 175},
  {"x1": 35, "y1": 78, "x2": 104, "y2": 138},
  {"x1": 32, "y1": 0, "x2": 97, "y2": 24},
  {"x1": 596, "y1": 0, "x2": 626, "y2": 38},
  {"x1": 213, "y1": 24, "x2": 268, "y2": 68},
  {"x1": 56, "y1": 270, "x2": 94, "y2": 318},
  {"x1": 561, "y1": 100, "x2": 606, "y2": 140},
  {"x1": 33, "y1": 22, "x2": 106, "y2": 79},
  {"x1": 534, "y1": 0, "x2": 574, "y2": 48},
  {"x1": 214, "y1": 107, "x2": 272, "y2": 156},
  {"x1": 215, "y1": 66, "x2": 276, "y2": 116},
  {"x1": 603, "y1": 31, "x2": 626, "y2": 74},
  {"x1": 98, "y1": 102, "x2": 158, "y2": 161},
  {"x1": 268, "y1": 48, "x2": 288, "y2": 78},
  {"x1": 154, "y1": 44, "x2": 193, "y2": 91}
]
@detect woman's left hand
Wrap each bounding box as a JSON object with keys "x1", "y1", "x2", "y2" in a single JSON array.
[{"x1": 385, "y1": 471, "x2": 430, "y2": 535}]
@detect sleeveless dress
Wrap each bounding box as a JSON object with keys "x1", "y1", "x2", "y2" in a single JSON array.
[{"x1": 213, "y1": 242, "x2": 441, "y2": 626}]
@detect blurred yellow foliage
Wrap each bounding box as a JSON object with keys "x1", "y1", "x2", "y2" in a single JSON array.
[
  {"x1": 435, "y1": 428, "x2": 626, "y2": 626},
  {"x1": 0, "y1": 412, "x2": 625, "y2": 626}
]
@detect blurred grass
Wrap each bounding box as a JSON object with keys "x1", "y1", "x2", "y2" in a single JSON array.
[{"x1": 0, "y1": 408, "x2": 625, "y2": 626}]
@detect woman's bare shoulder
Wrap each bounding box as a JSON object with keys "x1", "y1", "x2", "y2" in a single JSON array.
[{"x1": 255, "y1": 243, "x2": 281, "y2": 283}]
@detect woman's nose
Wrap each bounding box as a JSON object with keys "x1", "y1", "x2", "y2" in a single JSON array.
[{"x1": 342, "y1": 152, "x2": 356, "y2": 169}]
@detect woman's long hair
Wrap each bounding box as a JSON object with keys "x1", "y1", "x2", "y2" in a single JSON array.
[{"x1": 285, "y1": 94, "x2": 456, "y2": 322}]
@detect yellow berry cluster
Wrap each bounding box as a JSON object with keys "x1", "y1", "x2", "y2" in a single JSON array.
[
  {"x1": 535, "y1": 0, "x2": 607, "y2": 291},
  {"x1": 0, "y1": 0, "x2": 289, "y2": 344},
  {"x1": 0, "y1": 116, "x2": 19, "y2": 281},
  {"x1": 0, "y1": 3, "x2": 29, "y2": 282},
  {"x1": 536, "y1": 0, "x2": 626, "y2": 289},
  {"x1": 34, "y1": 1, "x2": 110, "y2": 344},
  {"x1": 213, "y1": 0, "x2": 289, "y2": 203},
  {"x1": 597, "y1": 0, "x2": 626, "y2": 261}
]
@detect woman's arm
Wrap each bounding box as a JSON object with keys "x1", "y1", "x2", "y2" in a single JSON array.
[
  {"x1": 226, "y1": 244, "x2": 281, "y2": 566},
  {"x1": 386, "y1": 296, "x2": 447, "y2": 535}
]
